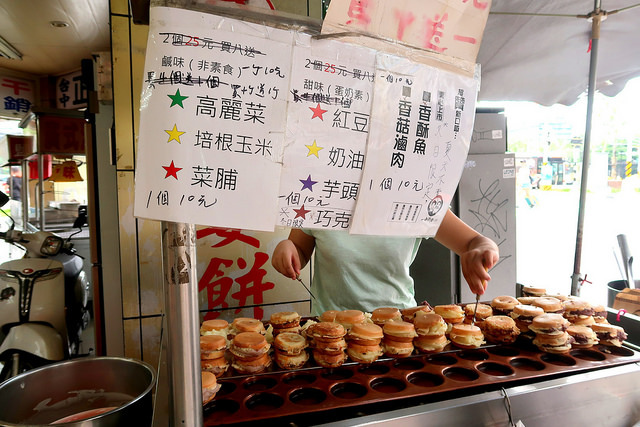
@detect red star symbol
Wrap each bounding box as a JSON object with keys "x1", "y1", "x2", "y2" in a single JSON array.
[
  {"x1": 293, "y1": 204, "x2": 311, "y2": 219},
  {"x1": 309, "y1": 103, "x2": 328, "y2": 120},
  {"x1": 162, "y1": 160, "x2": 182, "y2": 179}
]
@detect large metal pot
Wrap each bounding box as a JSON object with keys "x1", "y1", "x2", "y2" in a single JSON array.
[{"x1": 0, "y1": 356, "x2": 155, "y2": 426}]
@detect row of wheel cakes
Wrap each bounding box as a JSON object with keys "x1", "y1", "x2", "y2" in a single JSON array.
[{"x1": 199, "y1": 286, "x2": 628, "y2": 404}]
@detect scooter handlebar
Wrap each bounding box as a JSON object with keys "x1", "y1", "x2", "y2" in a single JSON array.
[
  {"x1": 0, "y1": 229, "x2": 22, "y2": 243},
  {"x1": 61, "y1": 241, "x2": 83, "y2": 258}
]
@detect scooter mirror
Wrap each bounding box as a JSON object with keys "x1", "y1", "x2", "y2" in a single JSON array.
[
  {"x1": 72, "y1": 212, "x2": 88, "y2": 229},
  {"x1": 0, "y1": 192, "x2": 8, "y2": 208}
]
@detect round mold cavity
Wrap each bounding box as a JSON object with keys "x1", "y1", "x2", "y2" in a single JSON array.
[
  {"x1": 571, "y1": 348, "x2": 606, "y2": 361},
  {"x1": 457, "y1": 349, "x2": 489, "y2": 361},
  {"x1": 245, "y1": 392, "x2": 285, "y2": 412},
  {"x1": 289, "y1": 387, "x2": 327, "y2": 405},
  {"x1": 358, "y1": 363, "x2": 391, "y2": 376},
  {"x1": 370, "y1": 377, "x2": 407, "y2": 394},
  {"x1": 407, "y1": 372, "x2": 445, "y2": 388},
  {"x1": 600, "y1": 345, "x2": 634, "y2": 357},
  {"x1": 509, "y1": 357, "x2": 545, "y2": 371},
  {"x1": 442, "y1": 367, "x2": 479, "y2": 382},
  {"x1": 518, "y1": 338, "x2": 540, "y2": 352},
  {"x1": 321, "y1": 367, "x2": 354, "y2": 381},
  {"x1": 540, "y1": 353, "x2": 576, "y2": 366},
  {"x1": 427, "y1": 354, "x2": 457, "y2": 366},
  {"x1": 477, "y1": 361, "x2": 514, "y2": 376},
  {"x1": 487, "y1": 346, "x2": 520, "y2": 357},
  {"x1": 330, "y1": 382, "x2": 368, "y2": 399},
  {"x1": 393, "y1": 358, "x2": 425, "y2": 371},
  {"x1": 204, "y1": 398, "x2": 240, "y2": 416},
  {"x1": 282, "y1": 372, "x2": 317, "y2": 386},
  {"x1": 243, "y1": 376, "x2": 278, "y2": 391},
  {"x1": 217, "y1": 381, "x2": 237, "y2": 397}
]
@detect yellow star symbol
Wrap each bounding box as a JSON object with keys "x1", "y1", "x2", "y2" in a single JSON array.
[
  {"x1": 165, "y1": 124, "x2": 185, "y2": 144},
  {"x1": 305, "y1": 140, "x2": 323, "y2": 158}
]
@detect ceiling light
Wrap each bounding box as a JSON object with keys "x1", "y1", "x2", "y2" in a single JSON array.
[
  {"x1": 0, "y1": 35, "x2": 22, "y2": 60},
  {"x1": 50, "y1": 21, "x2": 70, "y2": 28}
]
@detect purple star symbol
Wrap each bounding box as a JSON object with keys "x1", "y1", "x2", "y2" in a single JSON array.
[{"x1": 299, "y1": 174, "x2": 318, "y2": 191}]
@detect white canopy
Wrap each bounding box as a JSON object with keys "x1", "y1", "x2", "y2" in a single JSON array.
[{"x1": 477, "y1": 0, "x2": 640, "y2": 106}]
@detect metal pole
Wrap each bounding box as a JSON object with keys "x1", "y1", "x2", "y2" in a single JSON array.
[
  {"x1": 35, "y1": 114, "x2": 45, "y2": 231},
  {"x1": 161, "y1": 221, "x2": 203, "y2": 426},
  {"x1": 571, "y1": 0, "x2": 601, "y2": 296},
  {"x1": 20, "y1": 159, "x2": 28, "y2": 229},
  {"x1": 37, "y1": 153, "x2": 44, "y2": 230}
]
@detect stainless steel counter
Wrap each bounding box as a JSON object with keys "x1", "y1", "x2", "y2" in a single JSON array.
[{"x1": 318, "y1": 362, "x2": 640, "y2": 427}]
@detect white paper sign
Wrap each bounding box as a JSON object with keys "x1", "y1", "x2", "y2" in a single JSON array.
[
  {"x1": 0, "y1": 75, "x2": 34, "y2": 118},
  {"x1": 134, "y1": 7, "x2": 293, "y2": 231},
  {"x1": 350, "y1": 53, "x2": 477, "y2": 237},
  {"x1": 56, "y1": 70, "x2": 88, "y2": 110},
  {"x1": 277, "y1": 39, "x2": 376, "y2": 229}
]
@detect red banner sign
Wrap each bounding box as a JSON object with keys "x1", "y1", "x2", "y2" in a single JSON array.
[{"x1": 38, "y1": 115, "x2": 86, "y2": 155}]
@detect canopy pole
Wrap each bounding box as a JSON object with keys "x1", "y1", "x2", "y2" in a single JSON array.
[
  {"x1": 161, "y1": 221, "x2": 203, "y2": 425},
  {"x1": 21, "y1": 158, "x2": 29, "y2": 228},
  {"x1": 571, "y1": 0, "x2": 602, "y2": 296}
]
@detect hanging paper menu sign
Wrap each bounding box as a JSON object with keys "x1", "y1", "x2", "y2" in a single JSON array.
[
  {"x1": 277, "y1": 38, "x2": 376, "y2": 230},
  {"x1": 134, "y1": 7, "x2": 293, "y2": 231},
  {"x1": 349, "y1": 53, "x2": 478, "y2": 237}
]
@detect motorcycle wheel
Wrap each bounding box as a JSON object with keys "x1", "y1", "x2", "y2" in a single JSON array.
[{"x1": 0, "y1": 352, "x2": 46, "y2": 382}]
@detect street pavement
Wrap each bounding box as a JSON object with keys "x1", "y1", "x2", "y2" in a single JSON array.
[{"x1": 516, "y1": 184, "x2": 640, "y2": 307}]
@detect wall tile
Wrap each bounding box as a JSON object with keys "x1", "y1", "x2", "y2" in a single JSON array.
[
  {"x1": 118, "y1": 171, "x2": 140, "y2": 318},
  {"x1": 123, "y1": 318, "x2": 142, "y2": 360}
]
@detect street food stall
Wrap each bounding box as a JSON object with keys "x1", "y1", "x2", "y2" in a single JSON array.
[{"x1": 130, "y1": 1, "x2": 640, "y2": 426}]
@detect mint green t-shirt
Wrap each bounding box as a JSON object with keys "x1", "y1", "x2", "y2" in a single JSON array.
[{"x1": 303, "y1": 229, "x2": 423, "y2": 315}]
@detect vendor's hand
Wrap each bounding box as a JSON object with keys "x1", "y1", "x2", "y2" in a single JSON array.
[
  {"x1": 460, "y1": 235, "x2": 499, "y2": 296},
  {"x1": 271, "y1": 239, "x2": 302, "y2": 280}
]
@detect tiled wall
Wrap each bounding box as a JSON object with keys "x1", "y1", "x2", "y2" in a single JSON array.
[{"x1": 110, "y1": 0, "x2": 164, "y2": 366}]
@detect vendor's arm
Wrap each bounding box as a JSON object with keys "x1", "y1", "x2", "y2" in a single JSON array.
[
  {"x1": 435, "y1": 210, "x2": 499, "y2": 295},
  {"x1": 271, "y1": 229, "x2": 316, "y2": 280}
]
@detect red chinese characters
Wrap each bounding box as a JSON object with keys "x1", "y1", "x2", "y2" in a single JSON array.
[
  {"x1": 1, "y1": 78, "x2": 31, "y2": 96},
  {"x1": 394, "y1": 10, "x2": 415, "y2": 41},
  {"x1": 197, "y1": 227, "x2": 275, "y2": 320},
  {"x1": 346, "y1": 0, "x2": 372, "y2": 26},
  {"x1": 424, "y1": 0, "x2": 487, "y2": 54}
]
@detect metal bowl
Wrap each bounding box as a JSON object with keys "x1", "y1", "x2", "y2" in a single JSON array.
[{"x1": 0, "y1": 356, "x2": 155, "y2": 426}]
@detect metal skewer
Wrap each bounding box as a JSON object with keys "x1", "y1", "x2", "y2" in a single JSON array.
[
  {"x1": 296, "y1": 274, "x2": 316, "y2": 300},
  {"x1": 471, "y1": 293, "x2": 481, "y2": 325},
  {"x1": 472, "y1": 267, "x2": 489, "y2": 325}
]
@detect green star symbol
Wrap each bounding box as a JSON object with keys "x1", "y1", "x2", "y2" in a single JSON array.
[{"x1": 168, "y1": 89, "x2": 188, "y2": 108}]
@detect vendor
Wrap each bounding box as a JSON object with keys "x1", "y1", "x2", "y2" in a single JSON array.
[{"x1": 272, "y1": 209, "x2": 499, "y2": 314}]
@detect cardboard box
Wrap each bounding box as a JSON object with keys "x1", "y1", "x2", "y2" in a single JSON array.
[
  {"x1": 614, "y1": 288, "x2": 640, "y2": 316},
  {"x1": 469, "y1": 109, "x2": 507, "y2": 155}
]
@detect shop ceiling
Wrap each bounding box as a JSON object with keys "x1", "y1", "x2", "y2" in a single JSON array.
[
  {"x1": 5, "y1": 0, "x2": 638, "y2": 104},
  {"x1": 0, "y1": 0, "x2": 111, "y2": 77}
]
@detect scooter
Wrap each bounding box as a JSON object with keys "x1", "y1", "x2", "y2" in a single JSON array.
[{"x1": 0, "y1": 192, "x2": 90, "y2": 381}]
